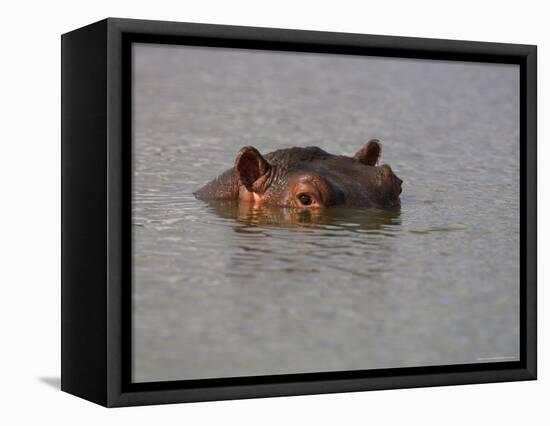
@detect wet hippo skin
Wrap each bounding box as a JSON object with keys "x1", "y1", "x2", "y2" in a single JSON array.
[{"x1": 194, "y1": 139, "x2": 403, "y2": 210}]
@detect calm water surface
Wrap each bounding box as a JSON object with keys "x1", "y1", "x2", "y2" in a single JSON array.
[{"x1": 132, "y1": 45, "x2": 520, "y2": 382}]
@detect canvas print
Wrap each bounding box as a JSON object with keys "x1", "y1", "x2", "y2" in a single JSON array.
[{"x1": 131, "y1": 43, "x2": 519, "y2": 383}]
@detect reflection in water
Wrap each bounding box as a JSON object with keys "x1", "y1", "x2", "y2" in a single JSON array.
[
  {"x1": 199, "y1": 199, "x2": 403, "y2": 282},
  {"x1": 204, "y1": 199, "x2": 402, "y2": 231}
]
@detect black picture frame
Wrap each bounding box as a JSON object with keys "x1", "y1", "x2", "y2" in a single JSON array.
[{"x1": 61, "y1": 17, "x2": 537, "y2": 407}]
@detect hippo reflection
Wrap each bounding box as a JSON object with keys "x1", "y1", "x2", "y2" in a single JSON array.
[
  {"x1": 194, "y1": 140, "x2": 402, "y2": 209},
  {"x1": 204, "y1": 200, "x2": 401, "y2": 230}
]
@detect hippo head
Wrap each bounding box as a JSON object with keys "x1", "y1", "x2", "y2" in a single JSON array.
[{"x1": 194, "y1": 140, "x2": 402, "y2": 210}]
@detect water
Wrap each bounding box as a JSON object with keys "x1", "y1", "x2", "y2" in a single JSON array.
[{"x1": 132, "y1": 44, "x2": 520, "y2": 382}]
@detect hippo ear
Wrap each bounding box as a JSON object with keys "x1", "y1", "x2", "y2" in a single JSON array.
[
  {"x1": 354, "y1": 139, "x2": 381, "y2": 166},
  {"x1": 235, "y1": 146, "x2": 271, "y2": 193}
]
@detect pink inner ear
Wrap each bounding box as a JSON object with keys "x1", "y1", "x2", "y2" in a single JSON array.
[
  {"x1": 237, "y1": 151, "x2": 260, "y2": 186},
  {"x1": 354, "y1": 139, "x2": 381, "y2": 166},
  {"x1": 235, "y1": 146, "x2": 270, "y2": 191}
]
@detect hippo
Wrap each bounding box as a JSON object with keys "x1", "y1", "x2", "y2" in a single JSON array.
[{"x1": 194, "y1": 139, "x2": 402, "y2": 209}]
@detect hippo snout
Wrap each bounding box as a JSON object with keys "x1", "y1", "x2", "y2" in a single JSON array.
[{"x1": 392, "y1": 173, "x2": 403, "y2": 199}]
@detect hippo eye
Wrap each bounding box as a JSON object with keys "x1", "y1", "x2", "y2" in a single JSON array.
[{"x1": 297, "y1": 193, "x2": 313, "y2": 206}]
